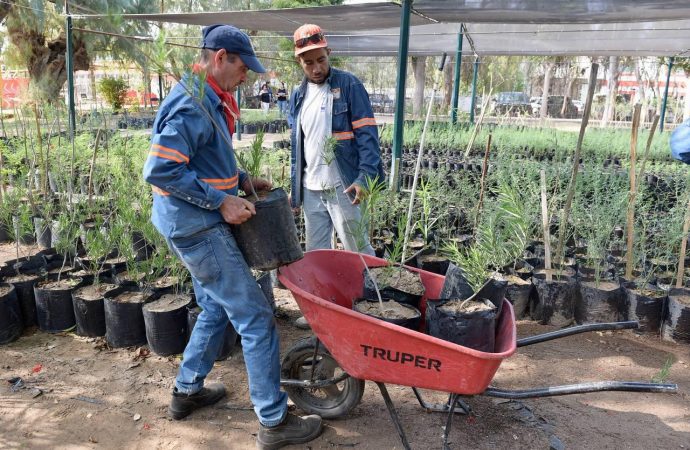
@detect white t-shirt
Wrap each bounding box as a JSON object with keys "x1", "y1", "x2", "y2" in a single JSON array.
[{"x1": 300, "y1": 82, "x2": 340, "y2": 190}]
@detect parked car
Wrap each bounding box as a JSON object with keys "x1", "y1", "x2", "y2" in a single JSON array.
[
  {"x1": 370, "y1": 93, "x2": 394, "y2": 113},
  {"x1": 492, "y1": 92, "x2": 532, "y2": 116}
]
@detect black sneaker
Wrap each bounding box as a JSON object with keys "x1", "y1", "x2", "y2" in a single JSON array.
[
  {"x1": 168, "y1": 382, "x2": 227, "y2": 420},
  {"x1": 257, "y1": 413, "x2": 323, "y2": 450}
]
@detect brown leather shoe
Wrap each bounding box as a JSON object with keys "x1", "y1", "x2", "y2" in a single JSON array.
[{"x1": 257, "y1": 413, "x2": 323, "y2": 450}]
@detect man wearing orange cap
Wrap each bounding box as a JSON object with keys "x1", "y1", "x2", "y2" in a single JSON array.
[{"x1": 289, "y1": 24, "x2": 385, "y2": 328}]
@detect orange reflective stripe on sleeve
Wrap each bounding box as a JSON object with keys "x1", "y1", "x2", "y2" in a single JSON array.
[
  {"x1": 149, "y1": 151, "x2": 185, "y2": 164},
  {"x1": 352, "y1": 117, "x2": 377, "y2": 129},
  {"x1": 201, "y1": 175, "x2": 239, "y2": 190},
  {"x1": 333, "y1": 131, "x2": 355, "y2": 140},
  {"x1": 151, "y1": 144, "x2": 190, "y2": 163},
  {"x1": 151, "y1": 185, "x2": 170, "y2": 196}
]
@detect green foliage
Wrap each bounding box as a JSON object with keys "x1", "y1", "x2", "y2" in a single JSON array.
[
  {"x1": 443, "y1": 184, "x2": 529, "y2": 291},
  {"x1": 236, "y1": 129, "x2": 265, "y2": 179},
  {"x1": 97, "y1": 77, "x2": 129, "y2": 111}
]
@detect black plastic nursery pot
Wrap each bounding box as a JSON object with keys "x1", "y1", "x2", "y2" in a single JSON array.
[
  {"x1": 576, "y1": 279, "x2": 623, "y2": 324},
  {"x1": 531, "y1": 272, "x2": 577, "y2": 328},
  {"x1": 231, "y1": 188, "x2": 303, "y2": 271},
  {"x1": 34, "y1": 277, "x2": 83, "y2": 333},
  {"x1": 72, "y1": 283, "x2": 120, "y2": 337},
  {"x1": 0, "y1": 284, "x2": 22, "y2": 345},
  {"x1": 143, "y1": 294, "x2": 191, "y2": 356},
  {"x1": 425, "y1": 298, "x2": 497, "y2": 352},
  {"x1": 353, "y1": 298, "x2": 421, "y2": 331},
  {"x1": 362, "y1": 266, "x2": 425, "y2": 309},
  {"x1": 33, "y1": 217, "x2": 52, "y2": 249},
  {"x1": 416, "y1": 252, "x2": 450, "y2": 276},
  {"x1": 621, "y1": 282, "x2": 666, "y2": 333},
  {"x1": 439, "y1": 263, "x2": 474, "y2": 301},
  {"x1": 504, "y1": 275, "x2": 532, "y2": 319},
  {"x1": 187, "y1": 304, "x2": 238, "y2": 361},
  {"x1": 6, "y1": 273, "x2": 41, "y2": 328},
  {"x1": 662, "y1": 288, "x2": 690, "y2": 344},
  {"x1": 104, "y1": 290, "x2": 150, "y2": 348}
]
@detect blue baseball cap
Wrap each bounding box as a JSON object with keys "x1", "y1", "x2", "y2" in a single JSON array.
[{"x1": 201, "y1": 24, "x2": 266, "y2": 73}]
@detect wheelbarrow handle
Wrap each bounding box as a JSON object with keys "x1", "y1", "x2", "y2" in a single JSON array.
[
  {"x1": 483, "y1": 381, "x2": 678, "y2": 399},
  {"x1": 517, "y1": 321, "x2": 639, "y2": 347}
]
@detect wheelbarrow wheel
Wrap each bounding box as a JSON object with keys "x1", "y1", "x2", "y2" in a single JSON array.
[{"x1": 281, "y1": 336, "x2": 365, "y2": 419}]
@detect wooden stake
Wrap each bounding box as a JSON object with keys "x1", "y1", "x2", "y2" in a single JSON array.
[
  {"x1": 474, "y1": 133, "x2": 492, "y2": 229},
  {"x1": 541, "y1": 170, "x2": 552, "y2": 281},
  {"x1": 555, "y1": 63, "x2": 599, "y2": 264},
  {"x1": 625, "y1": 104, "x2": 642, "y2": 279},
  {"x1": 635, "y1": 114, "x2": 660, "y2": 194},
  {"x1": 676, "y1": 196, "x2": 690, "y2": 288}
]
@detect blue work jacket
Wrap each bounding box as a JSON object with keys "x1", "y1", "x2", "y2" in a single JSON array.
[
  {"x1": 143, "y1": 75, "x2": 248, "y2": 238},
  {"x1": 289, "y1": 67, "x2": 385, "y2": 207}
]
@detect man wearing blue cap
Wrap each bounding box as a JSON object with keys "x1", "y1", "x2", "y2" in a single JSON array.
[{"x1": 143, "y1": 24, "x2": 323, "y2": 449}]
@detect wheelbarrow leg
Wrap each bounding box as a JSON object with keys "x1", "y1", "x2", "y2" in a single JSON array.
[
  {"x1": 375, "y1": 382, "x2": 411, "y2": 450},
  {"x1": 412, "y1": 388, "x2": 471, "y2": 415},
  {"x1": 441, "y1": 393, "x2": 459, "y2": 450}
]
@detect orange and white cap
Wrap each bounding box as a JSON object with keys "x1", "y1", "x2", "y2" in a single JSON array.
[{"x1": 293, "y1": 24, "x2": 328, "y2": 56}]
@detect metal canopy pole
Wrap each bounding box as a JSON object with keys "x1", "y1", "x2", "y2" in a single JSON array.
[
  {"x1": 450, "y1": 26, "x2": 464, "y2": 125},
  {"x1": 659, "y1": 56, "x2": 674, "y2": 133},
  {"x1": 469, "y1": 56, "x2": 480, "y2": 124},
  {"x1": 65, "y1": 1, "x2": 76, "y2": 141},
  {"x1": 390, "y1": 0, "x2": 411, "y2": 191}
]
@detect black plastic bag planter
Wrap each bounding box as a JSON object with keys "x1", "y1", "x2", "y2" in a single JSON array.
[
  {"x1": 353, "y1": 298, "x2": 421, "y2": 331},
  {"x1": 143, "y1": 294, "x2": 191, "y2": 356},
  {"x1": 33, "y1": 217, "x2": 52, "y2": 249},
  {"x1": 425, "y1": 298, "x2": 497, "y2": 352},
  {"x1": 362, "y1": 266, "x2": 425, "y2": 309},
  {"x1": 531, "y1": 273, "x2": 577, "y2": 328},
  {"x1": 621, "y1": 282, "x2": 666, "y2": 333},
  {"x1": 662, "y1": 288, "x2": 690, "y2": 344},
  {"x1": 34, "y1": 277, "x2": 83, "y2": 333},
  {"x1": 231, "y1": 188, "x2": 303, "y2": 271},
  {"x1": 187, "y1": 304, "x2": 238, "y2": 361},
  {"x1": 439, "y1": 263, "x2": 474, "y2": 301},
  {"x1": 104, "y1": 290, "x2": 151, "y2": 348},
  {"x1": 576, "y1": 279, "x2": 623, "y2": 324},
  {"x1": 72, "y1": 283, "x2": 120, "y2": 337},
  {"x1": 504, "y1": 276, "x2": 532, "y2": 319},
  {"x1": 0, "y1": 284, "x2": 22, "y2": 345},
  {"x1": 6, "y1": 273, "x2": 41, "y2": 328}
]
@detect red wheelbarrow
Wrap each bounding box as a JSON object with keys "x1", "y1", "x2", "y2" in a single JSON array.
[{"x1": 278, "y1": 250, "x2": 677, "y2": 449}]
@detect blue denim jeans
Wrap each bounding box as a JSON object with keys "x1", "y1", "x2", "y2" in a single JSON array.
[
  {"x1": 166, "y1": 224, "x2": 287, "y2": 427},
  {"x1": 303, "y1": 184, "x2": 375, "y2": 255},
  {"x1": 277, "y1": 100, "x2": 288, "y2": 117}
]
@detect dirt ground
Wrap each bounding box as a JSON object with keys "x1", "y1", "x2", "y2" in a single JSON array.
[{"x1": 1, "y1": 243, "x2": 689, "y2": 450}]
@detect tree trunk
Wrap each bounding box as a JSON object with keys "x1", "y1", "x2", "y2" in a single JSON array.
[
  {"x1": 6, "y1": 28, "x2": 90, "y2": 102},
  {"x1": 634, "y1": 58, "x2": 648, "y2": 122},
  {"x1": 602, "y1": 56, "x2": 619, "y2": 126},
  {"x1": 443, "y1": 56, "x2": 454, "y2": 111},
  {"x1": 411, "y1": 56, "x2": 427, "y2": 119},
  {"x1": 540, "y1": 61, "x2": 555, "y2": 119}
]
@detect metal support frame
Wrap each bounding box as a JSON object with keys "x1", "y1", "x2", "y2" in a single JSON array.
[
  {"x1": 659, "y1": 56, "x2": 674, "y2": 133},
  {"x1": 442, "y1": 393, "x2": 459, "y2": 450},
  {"x1": 411, "y1": 387, "x2": 470, "y2": 415},
  {"x1": 376, "y1": 382, "x2": 411, "y2": 450},
  {"x1": 517, "y1": 321, "x2": 638, "y2": 347},
  {"x1": 450, "y1": 26, "x2": 464, "y2": 125},
  {"x1": 483, "y1": 381, "x2": 677, "y2": 399},
  {"x1": 469, "y1": 56, "x2": 480, "y2": 124},
  {"x1": 390, "y1": 0, "x2": 411, "y2": 192},
  {"x1": 65, "y1": 1, "x2": 76, "y2": 141}
]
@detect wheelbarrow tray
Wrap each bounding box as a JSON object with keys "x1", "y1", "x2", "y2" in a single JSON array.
[{"x1": 278, "y1": 250, "x2": 516, "y2": 395}]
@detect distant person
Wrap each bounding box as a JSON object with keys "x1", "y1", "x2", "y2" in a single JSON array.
[
  {"x1": 277, "y1": 82, "x2": 288, "y2": 117},
  {"x1": 143, "y1": 24, "x2": 323, "y2": 450},
  {"x1": 288, "y1": 24, "x2": 385, "y2": 329},
  {"x1": 260, "y1": 84, "x2": 271, "y2": 114},
  {"x1": 671, "y1": 119, "x2": 690, "y2": 164}
]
